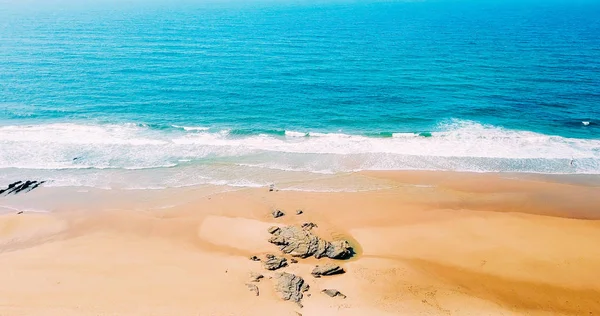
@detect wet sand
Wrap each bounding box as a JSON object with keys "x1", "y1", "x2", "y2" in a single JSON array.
[{"x1": 1, "y1": 171, "x2": 599, "y2": 315}]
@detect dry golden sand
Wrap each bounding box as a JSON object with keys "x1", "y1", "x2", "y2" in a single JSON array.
[{"x1": 1, "y1": 171, "x2": 600, "y2": 316}]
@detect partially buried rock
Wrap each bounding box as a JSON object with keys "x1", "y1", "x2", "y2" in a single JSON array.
[
  {"x1": 249, "y1": 272, "x2": 264, "y2": 282},
  {"x1": 290, "y1": 258, "x2": 298, "y2": 264},
  {"x1": 268, "y1": 225, "x2": 353, "y2": 259},
  {"x1": 296, "y1": 209, "x2": 303, "y2": 215},
  {"x1": 301, "y1": 222, "x2": 317, "y2": 230},
  {"x1": 249, "y1": 255, "x2": 261, "y2": 261},
  {"x1": 272, "y1": 209, "x2": 285, "y2": 218},
  {"x1": 311, "y1": 264, "x2": 344, "y2": 278},
  {"x1": 246, "y1": 283, "x2": 260, "y2": 296},
  {"x1": 275, "y1": 272, "x2": 309, "y2": 307},
  {"x1": 268, "y1": 226, "x2": 281, "y2": 234},
  {"x1": 321, "y1": 289, "x2": 346, "y2": 299},
  {"x1": 263, "y1": 255, "x2": 288, "y2": 270}
]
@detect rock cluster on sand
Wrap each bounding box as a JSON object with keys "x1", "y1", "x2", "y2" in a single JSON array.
[
  {"x1": 246, "y1": 218, "x2": 352, "y2": 307},
  {"x1": 268, "y1": 225, "x2": 352, "y2": 259},
  {"x1": 263, "y1": 254, "x2": 288, "y2": 270},
  {"x1": 275, "y1": 272, "x2": 309, "y2": 307},
  {"x1": 311, "y1": 264, "x2": 344, "y2": 278}
]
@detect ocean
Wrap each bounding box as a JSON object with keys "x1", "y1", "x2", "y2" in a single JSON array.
[{"x1": 1, "y1": 0, "x2": 599, "y2": 191}]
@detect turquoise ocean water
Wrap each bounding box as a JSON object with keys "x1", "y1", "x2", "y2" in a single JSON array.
[{"x1": 1, "y1": 0, "x2": 599, "y2": 190}]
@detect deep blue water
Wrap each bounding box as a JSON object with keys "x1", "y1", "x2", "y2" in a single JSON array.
[{"x1": 1, "y1": 0, "x2": 599, "y2": 188}]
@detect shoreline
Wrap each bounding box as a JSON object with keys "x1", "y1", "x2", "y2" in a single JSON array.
[{"x1": 1, "y1": 170, "x2": 600, "y2": 315}]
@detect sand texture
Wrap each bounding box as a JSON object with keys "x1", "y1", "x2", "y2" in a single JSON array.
[{"x1": 1, "y1": 171, "x2": 599, "y2": 315}]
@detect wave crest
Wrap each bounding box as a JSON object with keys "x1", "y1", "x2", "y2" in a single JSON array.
[{"x1": 0, "y1": 120, "x2": 598, "y2": 174}]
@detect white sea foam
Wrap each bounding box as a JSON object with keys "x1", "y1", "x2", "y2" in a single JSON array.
[
  {"x1": 285, "y1": 131, "x2": 308, "y2": 137},
  {"x1": 0, "y1": 120, "x2": 599, "y2": 181},
  {"x1": 172, "y1": 125, "x2": 210, "y2": 131}
]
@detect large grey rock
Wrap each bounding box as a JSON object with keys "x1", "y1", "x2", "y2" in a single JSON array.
[
  {"x1": 311, "y1": 264, "x2": 345, "y2": 278},
  {"x1": 263, "y1": 254, "x2": 288, "y2": 270},
  {"x1": 326, "y1": 240, "x2": 353, "y2": 259},
  {"x1": 275, "y1": 272, "x2": 309, "y2": 307},
  {"x1": 268, "y1": 225, "x2": 352, "y2": 259},
  {"x1": 321, "y1": 289, "x2": 346, "y2": 299}
]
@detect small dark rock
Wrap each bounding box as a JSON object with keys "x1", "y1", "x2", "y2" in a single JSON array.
[
  {"x1": 290, "y1": 258, "x2": 298, "y2": 264},
  {"x1": 266, "y1": 253, "x2": 275, "y2": 259},
  {"x1": 269, "y1": 184, "x2": 275, "y2": 192},
  {"x1": 249, "y1": 272, "x2": 264, "y2": 282},
  {"x1": 296, "y1": 209, "x2": 303, "y2": 215},
  {"x1": 249, "y1": 256, "x2": 261, "y2": 261},
  {"x1": 321, "y1": 289, "x2": 346, "y2": 299},
  {"x1": 263, "y1": 255, "x2": 288, "y2": 270},
  {"x1": 17, "y1": 211, "x2": 24, "y2": 215},
  {"x1": 311, "y1": 264, "x2": 345, "y2": 278},
  {"x1": 272, "y1": 209, "x2": 285, "y2": 218},
  {"x1": 246, "y1": 283, "x2": 260, "y2": 296}
]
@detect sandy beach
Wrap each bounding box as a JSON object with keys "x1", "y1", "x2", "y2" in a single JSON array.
[{"x1": 1, "y1": 171, "x2": 600, "y2": 316}]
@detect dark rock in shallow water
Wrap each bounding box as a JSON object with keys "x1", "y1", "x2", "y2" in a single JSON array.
[
  {"x1": 311, "y1": 264, "x2": 344, "y2": 278},
  {"x1": 275, "y1": 272, "x2": 309, "y2": 307},
  {"x1": 246, "y1": 283, "x2": 260, "y2": 296},
  {"x1": 272, "y1": 209, "x2": 285, "y2": 218},
  {"x1": 268, "y1": 225, "x2": 353, "y2": 260},
  {"x1": 0, "y1": 180, "x2": 46, "y2": 196},
  {"x1": 263, "y1": 255, "x2": 288, "y2": 270},
  {"x1": 321, "y1": 289, "x2": 346, "y2": 299}
]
